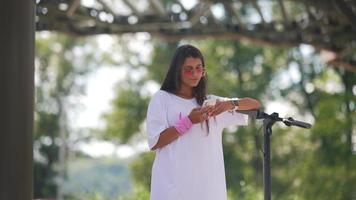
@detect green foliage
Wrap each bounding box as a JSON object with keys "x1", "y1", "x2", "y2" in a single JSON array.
[
  {"x1": 295, "y1": 92, "x2": 356, "y2": 200},
  {"x1": 34, "y1": 33, "x2": 109, "y2": 198},
  {"x1": 101, "y1": 38, "x2": 355, "y2": 200},
  {"x1": 62, "y1": 157, "x2": 132, "y2": 199},
  {"x1": 118, "y1": 184, "x2": 150, "y2": 200},
  {"x1": 129, "y1": 152, "x2": 155, "y2": 190},
  {"x1": 145, "y1": 42, "x2": 178, "y2": 83},
  {"x1": 102, "y1": 81, "x2": 150, "y2": 143}
]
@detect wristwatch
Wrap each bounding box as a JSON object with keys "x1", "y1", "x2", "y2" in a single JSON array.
[{"x1": 230, "y1": 98, "x2": 240, "y2": 110}]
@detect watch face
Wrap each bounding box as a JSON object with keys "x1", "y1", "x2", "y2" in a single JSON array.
[{"x1": 233, "y1": 100, "x2": 239, "y2": 106}]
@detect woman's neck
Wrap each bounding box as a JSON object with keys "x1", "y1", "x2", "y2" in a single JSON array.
[{"x1": 176, "y1": 87, "x2": 194, "y2": 99}]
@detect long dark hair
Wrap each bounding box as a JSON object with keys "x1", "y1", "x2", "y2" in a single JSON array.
[
  {"x1": 160, "y1": 44, "x2": 207, "y2": 105},
  {"x1": 161, "y1": 44, "x2": 211, "y2": 133}
]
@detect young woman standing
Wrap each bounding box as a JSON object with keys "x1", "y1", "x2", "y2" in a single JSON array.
[{"x1": 146, "y1": 44, "x2": 260, "y2": 200}]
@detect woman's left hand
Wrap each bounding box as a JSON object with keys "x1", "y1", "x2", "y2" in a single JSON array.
[{"x1": 209, "y1": 100, "x2": 234, "y2": 117}]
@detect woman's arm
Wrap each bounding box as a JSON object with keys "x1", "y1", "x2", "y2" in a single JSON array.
[
  {"x1": 151, "y1": 127, "x2": 180, "y2": 150},
  {"x1": 209, "y1": 98, "x2": 261, "y2": 117},
  {"x1": 237, "y1": 97, "x2": 261, "y2": 110},
  {"x1": 151, "y1": 107, "x2": 212, "y2": 150}
]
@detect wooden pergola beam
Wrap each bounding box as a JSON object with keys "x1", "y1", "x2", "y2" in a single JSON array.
[
  {"x1": 223, "y1": 2, "x2": 244, "y2": 25},
  {"x1": 251, "y1": 0, "x2": 266, "y2": 24},
  {"x1": 122, "y1": 0, "x2": 141, "y2": 17},
  {"x1": 97, "y1": 0, "x2": 117, "y2": 15},
  {"x1": 67, "y1": 0, "x2": 81, "y2": 17},
  {"x1": 35, "y1": 0, "x2": 356, "y2": 72},
  {"x1": 277, "y1": 0, "x2": 289, "y2": 23},
  {"x1": 333, "y1": 0, "x2": 356, "y2": 30},
  {"x1": 149, "y1": 0, "x2": 166, "y2": 16}
]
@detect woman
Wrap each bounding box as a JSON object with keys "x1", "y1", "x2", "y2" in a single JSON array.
[{"x1": 146, "y1": 44, "x2": 260, "y2": 200}]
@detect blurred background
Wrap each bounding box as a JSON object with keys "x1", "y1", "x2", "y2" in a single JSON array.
[{"x1": 34, "y1": 0, "x2": 356, "y2": 199}]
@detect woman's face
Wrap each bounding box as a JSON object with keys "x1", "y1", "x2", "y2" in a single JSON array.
[{"x1": 180, "y1": 57, "x2": 205, "y2": 88}]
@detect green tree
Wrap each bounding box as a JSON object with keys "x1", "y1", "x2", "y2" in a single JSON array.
[
  {"x1": 103, "y1": 39, "x2": 288, "y2": 198},
  {"x1": 34, "y1": 33, "x2": 109, "y2": 198},
  {"x1": 102, "y1": 80, "x2": 150, "y2": 143},
  {"x1": 275, "y1": 48, "x2": 356, "y2": 200},
  {"x1": 103, "y1": 39, "x2": 355, "y2": 199}
]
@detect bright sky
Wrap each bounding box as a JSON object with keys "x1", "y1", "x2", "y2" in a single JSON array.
[
  {"x1": 76, "y1": 139, "x2": 148, "y2": 158},
  {"x1": 70, "y1": 34, "x2": 152, "y2": 158},
  {"x1": 72, "y1": 66, "x2": 124, "y2": 128}
]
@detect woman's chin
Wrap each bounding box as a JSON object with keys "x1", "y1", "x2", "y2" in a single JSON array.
[{"x1": 191, "y1": 83, "x2": 199, "y2": 87}]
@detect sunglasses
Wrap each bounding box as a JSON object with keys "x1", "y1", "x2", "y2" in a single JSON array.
[{"x1": 182, "y1": 67, "x2": 205, "y2": 77}]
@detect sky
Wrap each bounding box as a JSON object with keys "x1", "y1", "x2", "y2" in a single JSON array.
[
  {"x1": 70, "y1": 34, "x2": 153, "y2": 158},
  {"x1": 72, "y1": 66, "x2": 123, "y2": 128},
  {"x1": 71, "y1": 65, "x2": 150, "y2": 158}
]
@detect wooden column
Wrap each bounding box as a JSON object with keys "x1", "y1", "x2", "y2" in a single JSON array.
[{"x1": 0, "y1": 1, "x2": 34, "y2": 200}]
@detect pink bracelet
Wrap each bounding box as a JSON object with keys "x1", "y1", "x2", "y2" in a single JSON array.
[{"x1": 174, "y1": 115, "x2": 193, "y2": 135}]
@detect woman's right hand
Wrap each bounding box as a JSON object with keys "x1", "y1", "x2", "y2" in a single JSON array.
[{"x1": 188, "y1": 106, "x2": 213, "y2": 124}]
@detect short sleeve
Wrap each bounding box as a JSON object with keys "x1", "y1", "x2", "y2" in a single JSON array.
[
  {"x1": 219, "y1": 111, "x2": 248, "y2": 128},
  {"x1": 146, "y1": 91, "x2": 170, "y2": 149}
]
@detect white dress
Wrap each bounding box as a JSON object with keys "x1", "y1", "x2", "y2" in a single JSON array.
[{"x1": 146, "y1": 90, "x2": 248, "y2": 200}]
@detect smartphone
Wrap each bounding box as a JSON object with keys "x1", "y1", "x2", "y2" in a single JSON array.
[{"x1": 202, "y1": 99, "x2": 216, "y2": 107}]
